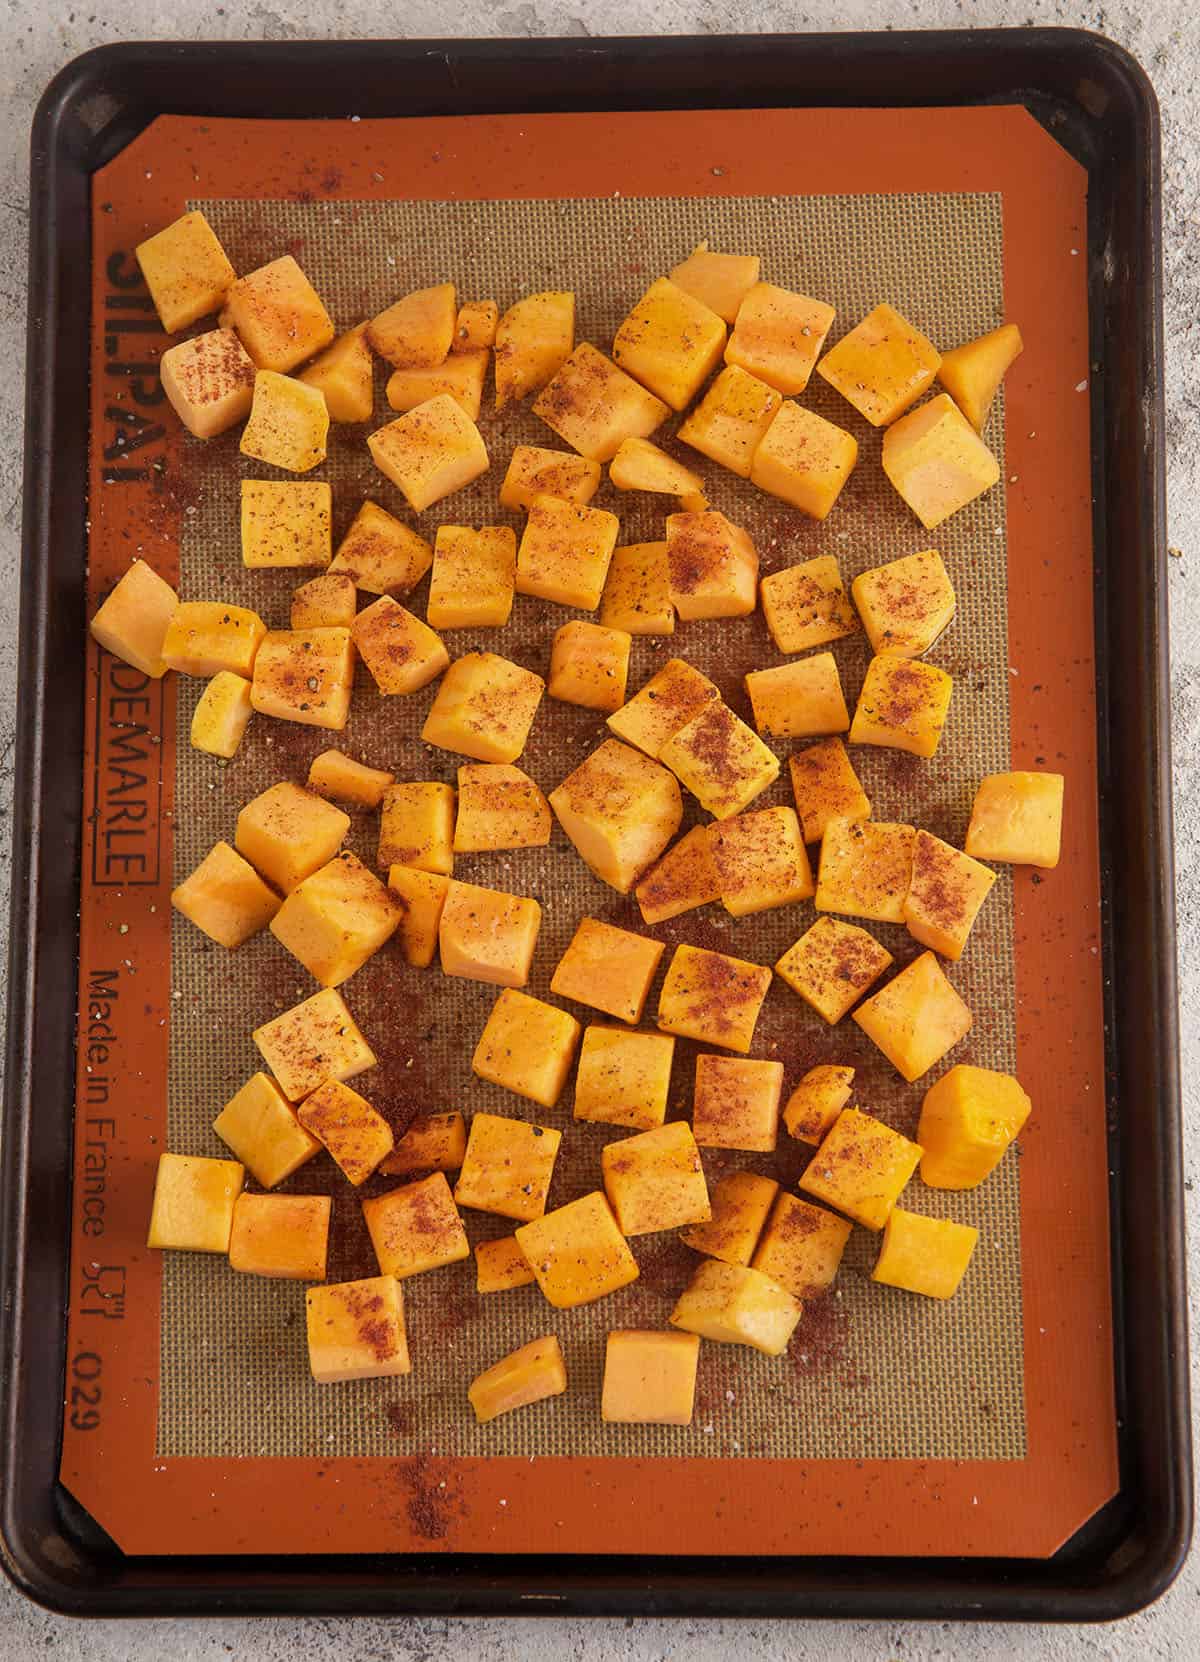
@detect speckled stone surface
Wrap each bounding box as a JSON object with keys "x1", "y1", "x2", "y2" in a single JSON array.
[{"x1": 0, "y1": 2, "x2": 1195, "y2": 1654}]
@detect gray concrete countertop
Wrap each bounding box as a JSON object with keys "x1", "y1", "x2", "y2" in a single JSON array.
[{"x1": 1, "y1": 2, "x2": 1195, "y2": 1656}]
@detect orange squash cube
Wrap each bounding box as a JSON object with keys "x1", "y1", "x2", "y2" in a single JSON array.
[
  {"x1": 240, "y1": 370, "x2": 329, "y2": 472},
  {"x1": 710, "y1": 806, "x2": 814, "y2": 916},
  {"x1": 851, "y1": 549, "x2": 955, "y2": 657},
  {"x1": 602, "y1": 1330, "x2": 700, "y2": 1426},
  {"x1": 252, "y1": 987, "x2": 376, "y2": 1102},
  {"x1": 468, "y1": 1335, "x2": 567, "y2": 1422},
  {"x1": 750, "y1": 401, "x2": 858, "y2": 520},
  {"x1": 427, "y1": 524, "x2": 517, "y2": 630},
  {"x1": 669, "y1": 242, "x2": 760, "y2": 323},
  {"x1": 387, "y1": 867, "x2": 450, "y2": 969},
  {"x1": 760, "y1": 556, "x2": 857, "y2": 655},
  {"x1": 752, "y1": 1193, "x2": 852, "y2": 1298},
  {"x1": 657, "y1": 944, "x2": 772, "y2": 1054},
  {"x1": 551, "y1": 916, "x2": 665, "y2": 1024},
  {"x1": 297, "y1": 324, "x2": 375, "y2": 423},
  {"x1": 135, "y1": 210, "x2": 236, "y2": 333},
  {"x1": 292, "y1": 574, "x2": 357, "y2": 630},
  {"x1": 852, "y1": 951, "x2": 973, "y2": 1082},
  {"x1": 368, "y1": 394, "x2": 489, "y2": 513},
  {"x1": 306, "y1": 1275, "x2": 410, "y2": 1382},
  {"x1": 938, "y1": 322, "x2": 1024, "y2": 431},
  {"x1": 746, "y1": 652, "x2": 850, "y2": 740},
  {"x1": 362, "y1": 1172, "x2": 470, "y2": 1279},
  {"x1": 677, "y1": 363, "x2": 781, "y2": 479},
  {"x1": 692, "y1": 1054, "x2": 784, "y2": 1153},
  {"x1": 882, "y1": 392, "x2": 1001, "y2": 530},
  {"x1": 228, "y1": 1192, "x2": 331, "y2": 1281},
  {"x1": 453, "y1": 299, "x2": 499, "y2": 353},
  {"x1": 171, "y1": 840, "x2": 280, "y2": 949},
  {"x1": 160, "y1": 327, "x2": 255, "y2": 438},
  {"x1": 224, "y1": 255, "x2": 334, "y2": 372},
  {"x1": 798, "y1": 1106, "x2": 921, "y2": 1229},
  {"x1": 297, "y1": 1078, "x2": 394, "y2": 1185},
  {"x1": 600, "y1": 541, "x2": 675, "y2": 635},
  {"x1": 550, "y1": 739, "x2": 682, "y2": 893},
  {"x1": 965, "y1": 771, "x2": 1065, "y2": 869},
  {"x1": 367, "y1": 281, "x2": 456, "y2": 368},
  {"x1": 872, "y1": 1208, "x2": 979, "y2": 1299},
  {"x1": 918, "y1": 1064, "x2": 1032, "y2": 1190},
  {"x1": 725, "y1": 281, "x2": 836, "y2": 395},
  {"x1": 494, "y1": 290, "x2": 575, "y2": 409},
  {"x1": 475, "y1": 1235, "x2": 537, "y2": 1293},
  {"x1": 788, "y1": 738, "x2": 871, "y2": 844},
  {"x1": 269, "y1": 850, "x2": 402, "y2": 986},
  {"x1": 666, "y1": 509, "x2": 758, "y2": 620},
  {"x1": 850, "y1": 654, "x2": 953, "y2": 759},
  {"x1": 161, "y1": 601, "x2": 266, "y2": 679},
  {"x1": 782, "y1": 1063, "x2": 855, "y2": 1143},
  {"x1": 472, "y1": 989, "x2": 581, "y2": 1109},
  {"x1": 660, "y1": 700, "x2": 780, "y2": 819},
  {"x1": 635, "y1": 825, "x2": 722, "y2": 925},
  {"x1": 601, "y1": 1120, "x2": 710, "y2": 1236},
  {"x1": 212, "y1": 1072, "x2": 321, "y2": 1189},
  {"x1": 607, "y1": 657, "x2": 719, "y2": 758},
  {"x1": 329, "y1": 499, "x2": 433, "y2": 597},
  {"x1": 533, "y1": 342, "x2": 669, "y2": 461},
  {"x1": 573, "y1": 1026, "x2": 675, "y2": 1131},
  {"x1": 421, "y1": 651, "x2": 545, "y2": 764},
  {"x1": 613, "y1": 277, "x2": 726, "y2": 410},
  {"x1": 454, "y1": 1112, "x2": 563, "y2": 1222},
  {"x1": 670, "y1": 1260, "x2": 801, "y2": 1356},
  {"x1": 904, "y1": 830, "x2": 996, "y2": 959},
  {"x1": 817, "y1": 302, "x2": 940, "y2": 426},
  {"x1": 147, "y1": 1152, "x2": 243, "y2": 1252},
  {"x1": 235, "y1": 780, "x2": 349, "y2": 894},
  {"x1": 679, "y1": 1170, "x2": 778, "y2": 1266},
  {"x1": 250, "y1": 627, "x2": 354, "y2": 730},
  {"x1": 609, "y1": 437, "x2": 704, "y2": 498},
  {"x1": 453, "y1": 764, "x2": 551, "y2": 853},
  {"x1": 381, "y1": 1112, "x2": 468, "y2": 1178},
  {"x1": 190, "y1": 672, "x2": 253, "y2": 759},
  {"x1": 307, "y1": 749, "x2": 394, "y2": 810},
  {"x1": 351, "y1": 597, "x2": 449, "y2": 696},
  {"x1": 439, "y1": 880, "x2": 542, "y2": 988},
  {"x1": 816, "y1": 818, "x2": 916, "y2": 924},
  {"x1": 89, "y1": 560, "x2": 178, "y2": 678},
  {"x1": 386, "y1": 349, "x2": 488, "y2": 421},
  {"x1": 498, "y1": 444, "x2": 601, "y2": 511},
  {"x1": 516, "y1": 494, "x2": 620, "y2": 611},
  {"x1": 241, "y1": 479, "x2": 332, "y2": 569},
  {"x1": 548, "y1": 620, "x2": 632, "y2": 712},
  {"x1": 515, "y1": 1191, "x2": 638, "y2": 1309},
  {"x1": 775, "y1": 916, "x2": 893, "y2": 1025}
]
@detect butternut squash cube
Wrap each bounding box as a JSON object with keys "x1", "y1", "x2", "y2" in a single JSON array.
[
  {"x1": 815, "y1": 818, "x2": 916, "y2": 925},
  {"x1": 817, "y1": 302, "x2": 941, "y2": 426},
  {"x1": 533, "y1": 342, "x2": 669, "y2": 461},
  {"x1": 306, "y1": 1275, "x2": 410, "y2": 1382},
  {"x1": 938, "y1": 322, "x2": 1024, "y2": 431},
  {"x1": 725, "y1": 281, "x2": 836, "y2": 396},
  {"x1": 472, "y1": 989, "x2": 581, "y2": 1109},
  {"x1": 160, "y1": 327, "x2": 255, "y2": 437},
  {"x1": 453, "y1": 299, "x2": 499, "y2": 353},
  {"x1": 241, "y1": 479, "x2": 332, "y2": 569},
  {"x1": 475, "y1": 1234, "x2": 537, "y2": 1293},
  {"x1": 850, "y1": 653, "x2": 953, "y2": 759},
  {"x1": 606, "y1": 657, "x2": 719, "y2": 759},
  {"x1": 235, "y1": 780, "x2": 350, "y2": 894},
  {"x1": 439, "y1": 880, "x2": 541, "y2": 988},
  {"x1": 602, "y1": 1329, "x2": 700, "y2": 1426},
  {"x1": 516, "y1": 494, "x2": 620, "y2": 611},
  {"x1": 135, "y1": 210, "x2": 236, "y2": 333},
  {"x1": 367, "y1": 282, "x2": 456, "y2": 369},
  {"x1": 498, "y1": 444, "x2": 601, "y2": 511},
  {"x1": 853, "y1": 951, "x2": 973, "y2": 1082},
  {"x1": 679, "y1": 1170, "x2": 778, "y2": 1266},
  {"x1": 469, "y1": 1335, "x2": 567, "y2": 1422},
  {"x1": 659, "y1": 700, "x2": 780, "y2": 820},
  {"x1": 747, "y1": 653, "x2": 851, "y2": 743},
  {"x1": 752, "y1": 1193, "x2": 852, "y2": 1298},
  {"x1": 670, "y1": 242, "x2": 761, "y2": 324},
  {"x1": 775, "y1": 916, "x2": 893, "y2": 1025},
  {"x1": 240, "y1": 371, "x2": 329, "y2": 472},
  {"x1": 918, "y1": 1064, "x2": 1032, "y2": 1190},
  {"x1": 387, "y1": 866, "x2": 450, "y2": 969},
  {"x1": 307, "y1": 749, "x2": 394, "y2": 810},
  {"x1": 386, "y1": 348, "x2": 488, "y2": 421},
  {"x1": 147, "y1": 1152, "x2": 243, "y2": 1252},
  {"x1": 710, "y1": 806, "x2": 814, "y2": 916},
  {"x1": 351, "y1": 596, "x2": 449, "y2": 695},
  {"x1": 297, "y1": 1078, "x2": 394, "y2": 1185},
  {"x1": 881, "y1": 392, "x2": 1000, "y2": 529},
  {"x1": 573, "y1": 1026, "x2": 675, "y2": 1130},
  {"x1": 422, "y1": 652, "x2": 545, "y2": 764},
  {"x1": 635, "y1": 825, "x2": 723, "y2": 925},
  {"x1": 297, "y1": 324, "x2": 375, "y2": 423},
  {"x1": 609, "y1": 437, "x2": 704, "y2": 498},
  {"x1": 552, "y1": 917, "x2": 665, "y2": 1025},
  {"x1": 378, "y1": 781, "x2": 455, "y2": 875},
  {"x1": 789, "y1": 738, "x2": 871, "y2": 844},
  {"x1": 368, "y1": 395, "x2": 489, "y2": 512},
  {"x1": 212, "y1": 1072, "x2": 320, "y2": 1189},
  {"x1": 657, "y1": 944, "x2": 772, "y2": 1054},
  {"x1": 904, "y1": 830, "x2": 996, "y2": 960},
  {"x1": 965, "y1": 771, "x2": 1065, "y2": 869},
  {"x1": 89, "y1": 560, "x2": 178, "y2": 678},
  {"x1": 224, "y1": 255, "x2": 335, "y2": 372},
  {"x1": 665, "y1": 509, "x2": 758, "y2": 620},
  {"x1": 782, "y1": 1063, "x2": 856, "y2": 1143},
  {"x1": 269, "y1": 849, "x2": 402, "y2": 986},
  {"x1": 798, "y1": 1106, "x2": 921, "y2": 1229},
  {"x1": 613, "y1": 277, "x2": 726, "y2": 410},
  {"x1": 381, "y1": 1112, "x2": 468, "y2": 1178},
  {"x1": 871, "y1": 1208, "x2": 979, "y2": 1299},
  {"x1": 454, "y1": 1111, "x2": 562, "y2": 1222},
  {"x1": 670, "y1": 1259, "x2": 801, "y2": 1356},
  {"x1": 453, "y1": 764, "x2": 551, "y2": 853},
  {"x1": 362, "y1": 1172, "x2": 470, "y2": 1279},
  {"x1": 228, "y1": 1192, "x2": 331, "y2": 1281},
  {"x1": 693, "y1": 1054, "x2": 784, "y2": 1153},
  {"x1": 549, "y1": 738, "x2": 682, "y2": 893},
  {"x1": 250, "y1": 627, "x2": 354, "y2": 730},
  {"x1": 676, "y1": 363, "x2": 781, "y2": 479},
  {"x1": 515, "y1": 1191, "x2": 638, "y2": 1309},
  {"x1": 427, "y1": 524, "x2": 517, "y2": 630},
  {"x1": 329, "y1": 499, "x2": 433, "y2": 597},
  {"x1": 292, "y1": 574, "x2": 357, "y2": 630},
  {"x1": 494, "y1": 290, "x2": 575, "y2": 409},
  {"x1": 750, "y1": 401, "x2": 858, "y2": 520},
  {"x1": 162, "y1": 600, "x2": 266, "y2": 679},
  {"x1": 171, "y1": 839, "x2": 280, "y2": 948},
  {"x1": 600, "y1": 541, "x2": 675, "y2": 635},
  {"x1": 761, "y1": 555, "x2": 857, "y2": 655},
  {"x1": 851, "y1": 549, "x2": 955, "y2": 657},
  {"x1": 548, "y1": 620, "x2": 632, "y2": 712},
  {"x1": 191, "y1": 671, "x2": 253, "y2": 759},
  {"x1": 252, "y1": 987, "x2": 376, "y2": 1102}
]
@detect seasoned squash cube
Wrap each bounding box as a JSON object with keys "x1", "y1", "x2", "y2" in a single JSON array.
[
  {"x1": 850, "y1": 653, "x2": 953, "y2": 759},
  {"x1": 147, "y1": 1152, "x2": 243, "y2": 1252},
  {"x1": 938, "y1": 322, "x2": 1024, "y2": 431},
  {"x1": 692, "y1": 1054, "x2": 784, "y2": 1153},
  {"x1": 613, "y1": 277, "x2": 726, "y2": 410},
  {"x1": 235, "y1": 780, "x2": 349, "y2": 894},
  {"x1": 761, "y1": 556, "x2": 857, "y2": 655},
  {"x1": 710, "y1": 806, "x2": 814, "y2": 916},
  {"x1": 89, "y1": 560, "x2": 178, "y2": 678},
  {"x1": 798, "y1": 1106, "x2": 921, "y2": 1229},
  {"x1": 609, "y1": 437, "x2": 704, "y2": 498},
  {"x1": 666, "y1": 509, "x2": 758, "y2": 620},
  {"x1": 329, "y1": 499, "x2": 433, "y2": 597},
  {"x1": 307, "y1": 749, "x2": 394, "y2": 809},
  {"x1": 679, "y1": 1170, "x2": 778, "y2": 1266},
  {"x1": 853, "y1": 951, "x2": 973, "y2": 1082},
  {"x1": 224, "y1": 255, "x2": 334, "y2": 372},
  {"x1": 454, "y1": 1111, "x2": 563, "y2": 1222},
  {"x1": 551, "y1": 916, "x2": 665, "y2": 1024},
  {"x1": 725, "y1": 281, "x2": 836, "y2": 396},
  {"x1": 253, "y1": 987, "x2": 376, "y2": 1102},
  {"x1": 351, "y1": 596, "x2": 449, "y2": 695},
  {"x1": 548, "y1": 620, "x2": 632, "y2": 712},
  {"x1": 677, "y1": 363, "x2": 781, "y2": 479},
  {"x1": 171, "y1": 840, "x2": 280, "y2": 949},
  {"x1": 607, "y1": 657, "x2": 719, "y2": 758},
  {"x1": 602, "y1": 1119, "x2": 709, "y2": 1235},
  {"x1": 453, "y1": 299, "x2": 499, "y2": 353},
  {"x1": 600, "y1": 541, "x2": 675, "y2": 635},
  {"x1": 657, "y1": 944, "x2": 771, "y2": 1054},
  {"x1": 135, "y1": 210, "x2": 236, "y2": 333},
  {"x1": 635, "y1": 825, "x2": 722, "y2": 925},
  {"x1": 670, "y1": 1260, "x2": 801, "y2": 1356},
  {"x1": 918, "y1": 1064, "x2": 1032, "y2": 1189},
  {"x1": 775, "y1": 916, "x2": 892, "y2": 1025},
  {"x1": 367, "y1": 282, "x2": 456, "y2": 369},
  {"x1": 453, "y1": 764, "x2": 550, "y2": 853},
  {"x1": 659, "y1": 700, "x2": 780, "y2": 820},
  {"x1": 602, "y1": 1329, "x2": 700, "y2": 1426},
  {"x1": 240, "y1": 370, "x2": 329, "y2": 472},
  {"x1": 191, "y1": 671, "x2": 253, "y2": 759},
  {"x1": 904, "y1": 830, "x2": 996, "y2": 959},
  {"x1": 362, "y1": 1172, "x2": 470, "y2": 1279},
  {"x1": 469, "y1": 1335, "x2": 567, "y2": 1422},
  {"x1": 752, "y1": 1193, "x2": 852, "y2": 1298},
  {"x1": 817, "y1": 302, "x2": 940, "y2": 426},
  {"x1": 422, "y1": 652, "x2": 544, "y2": 764},
  {"x1": 297, "y1": 325, "x2": 375, "y2": 423},
  {"x1": 160, "y1": 327, "x2": 255, "y2": 438},
  {"x1": 473, "y1": 989, "x2": 581, "y2": 1109},
  {"x1": 549, "y1": 738, "x2": 682, "y2": 893},
  {"x1": 439, "y1": 880, "x2": 541, "y2": 988},
  {"x1": 573, "y1": 1026, "x2": 675, "y2": 1131},
  {"x1": 494, "y1": 290, "x2": 575, "y2": 409},
  {"x1": 386, "y1": 349, "x2": 488, "y2": 421},
  {"x1": 851, "y1": 549, "x2": 955, "y2": 657},
  {"x1": 782, "y1": 1063, "x2": 855, "y2": 1144},
  {"x1": 228, "y1": 1192, "x2": 331, "y2": 1281},
  {"x1": 292, "y1": 574, "x2": 357, "y2": 630},
  {"x1": 475, "y1": 1235, "x2": 537, "y2": 1293},
  {"x1": 387, "y1": 866, "x2": 450, "y2": 969},
  {"x1": 498, "y1": 444, "x2": 601, "y2": 511},
  {"x1": 381, "y1": 1111, "x2": 468, "y2": 1178},
  {"x1": 750, "y1": 401, "x2": 858, "y2": 520},
  {"x1": 747, "y1": 653, "x2": 850, "y2": 742},
  {"x1": 789, "y1": 738, "x2": 871, "y2": 844},
  {"x1": 250, "y1": 627, "x2": 354, "y2": 730},
  {"x1": 965, "y1": 771, "x2": 1064, "y2": 869},
  {"x1": 368, "y1": 394, "x2": 489, "y2": 513},
  {"x1": 669, "y1": 241, "x2": 760, "y2": 322},
  {"x1": 378, "y1": 781, "x2": 455, "y2": 874},
  {"x1": 297, "y1": 1078, "x2": 394, "y2": 1185},
  {"x1": 241, "y1": 479, "x2": 332, "y2": 569},
  {"x1": 816, "y1": 818, "x2": 916, "y2": 924},
  {"x1": 162, "y1": 600, "x2": 266, "y2": 678},
  {"x1": 882, "y1": 392, "x2": 1000, "y2": 530},
  {"x1": 533, "y1": 342, "x2": 669, "y2": 461},
  {"x1": 213, "y1": 1072, "x2": 320, "y2": 1189},
  {"x1": 872, "y1": 1208, "x2": 979, "y2": 1299},
  {"x1": 427, "y1": 524, "x2": 517, "y2": 630},
  {"x1": 516, "y1": 494, "x2": 619, "y2": 611},
  {"x1": 306, "y1": 1275, "x2": 410, "y2": 1382},
  {"x1": 515, "y1": 1191, "x2": 638, "y2": 1309},
  {"x1": 269, "y1": 850, "x2": 402, "y2": 986}
]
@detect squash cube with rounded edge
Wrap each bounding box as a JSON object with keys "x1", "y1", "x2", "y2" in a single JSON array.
[
  {"x1": 937, "y1": 322, "x2": 1024, "y2": 431},
  {"x1": 191, "y1": 671, "x2": 253, "y2": 759},
  {"x1": 454, "y1": 1112, "x2": 563, "y2": 1223},
  {"x1": 882, "y1": 392, "x2": 1000, "y2": 530},
  {"x1": 381, "y1": 1112, "x2": 468, "y2": 1178},
  {"x1": 600, "y1": 541, "x2": 675, "y2": 635},
  {"x1": 657, "y1": 944, "x2": 772, "y2": 1054},
  {"x1": 613, "y1": 277, "x2": 726, "y2": 411},
  {"x1": 724, "y1": 281, "x2": 836, "y2": 396},
  {"x1": 439, "y1": 880, "x2": 541, "y2": 988},
  {"x1": 965, "y1": 771, "x2": 1065, "y2": 869},
  {"x1": 162, "y1": 601, "x2": 266, "y2": 679},
  {"x1": 160, "y1": 327, "x2": 255, "y2": 438},
  {"x1": 872, "y1": 1208, "x2": 979, "y2": 1299},
  {"x1": 378, "y1": 782, "x2": 455, "y2": 875},
  {"x1": 515, "y1": 1191, "x2": 638, "y2": 1309},
  {"x1": 241, "y1": 480, "x2": 333, "y2": 569},
  {"x1": 816, "y1": 818, "x2": 916, "y2": 925},
  {"x1": 851, "y1": 549, "x2": 955, "y2": 657},
  {"x1": 250, "y1": 627, "x2": 354, "y2": 730},
  {"x1": 224, "y1": 255, "x2": 334, "y2": 372},
  {"x1": 89, "y1": 560, "x2": 178, "y2": 678},
  {"x1": 904, "y1": 830, "x2": 996, "y2": 960},
  {"x1": 533, "y1": 342, "x2": 670, "y2": 462},
  {"x1": 306, "y1": 1275, "x2": 411, "y2": 1382},
  {"x1": 548, "y1": 620, "x2": 632, "y2": 713},
  {"x1": 253, "y1": 987, "x2": 376, "y2": 1102},
  {"x1": 269, "y1": 849, "x2": 402, "y2": 987},
  {"x1": 852, "y1": 951, "x2": 973, "y2": 1083},
  {"x1": 453, "y1": 764, "x2": 551, "y2": 853},
  {"x1": 601, "y1": 1120, "x2": 710, "y2": 1237},
  {"x1": 710, "y1": 806, "x2": 814, "y2": 917},
  {"x1": 783, "y1": 1063, "x2": 856, "y2": 1144},
  {"x1": 499, "y1": 444, "x2": 601, "y2": 511},
  {"x1": 298, "y1": 325, "x2": 375, "y2": 423},
  {"x1": 669, "y1": 242, "x2": 760, "y2": 323},
  {"x1": 677, "y1": 363, "x2": 781, "y2": 479},
  {"x1": 752, "y1": 1193, "x2": 852, "y2": 1298},
  {"x1": 307, "y1": 750, "x2": 394, "y2": 810},
  {"x1": 212, "y1": 1072, "x2": 320, "y2": 1189},
  {"x1": 670, "y1": 1259, "x2": 801, "y2": 1357},
  {"x1": 494, "y1": 290, "x2": 575, "y2": 409},
  {"x1": 745, "y1": 653, "x2": 850, "y2": 741},
  {"x1": 635, "y1": 825, "x2": 722, "y2": 925},
  {"x1": 171, "y1": 840, "x2": 280, "y2": 949},
  {"x1": 469, "y1": 1335, "x2": 567, "y2": 1422},
  {"x1": 135, "y1": 210, "x2": 236, "y2": 333},
  {"x1": 692, "y1": 1054, "x2": 785, "y2": 1153},
  {"x1": 352, "y1": 597, "x2": 449, "y2": 696},
  {"x1": 386, "y1": 349, "x2": 488, "y2": 421},
  {"x1": 549, "y1": 738, "x2": 682, "y2": 894},
  {"x1": 368, "y1": 394, "x2": 489, "y2": 513},
  {"x1": 789, "y1": 738, "x2": 871, "y2": 844},
  {"x1": 917, "y1": 1063, "x2": 1032, "y2": 1190},
  {"x1": 775, "y1": 916, "x2": 893, "y2": 1025},
  {"x1": 666, "y1": 509, "x2": 758, "y2": 620},
  {"x1": 147, "y1": 1152, "x2": 243, "y2": 1253},
  {"x1": 366, "y1": 282, "x2": 456, "y2": 369},
  {"x1": 850, "y1": 653, "x2": 953, "y2": 759},
  {"x1": 516, "y1": 494, "x2": 620, "y2": 612},
  {"x1": 573, "y1": 1026, "x2": 675, "y2": 1131},
  {"x1": 761, "y1": 555, "x2": 858, "y2": 655},
  {"x1": 453, "y1": 299, "x2": 499, "y2": 353},
  {"x1": 427, "y1": 524, "x2": 517, "y2": 630},
  {"x1": 798, "y1": 1106, "x2": 922, "y2": 1230},
  {"x1": 606, "y1": 657, "x2": 719, "y2": 759},
  {"x1": 750, "y1": 402, "x2": 858, "y2": 520},
  {"x1": 421, "y1": 652, "x2": 545, "y2": 765},
  {"x1": 679, "y1": 1170, "x2": 778, "y2": 1266},
  {"x1": 473, "y1": 989, "x2": 581, "y2": 1108},
  {"x1": 329, "y1": 500, "x2": 433, "y2": 597},
  {"x1": 609, "y1": 437, "x2": 704, "y2": 498},
  {"x1": 292, "y1": 574, "x2": 357, "y2": 630},
  {"x1": 228, "y1": 1192, "x2": 331, "y2": 1281},
  {"x1": 240, "y1": 371, "x2": 329, "y2": 472},
  {"x1": 235, "y1": 780, "x2": 350, "y2": 894},
  {"x1": 362, "y1": 1172, "x2": 470, "y2": 1279},
  {"x1": 817, "y1": 301, "x2": 941, "y2": 426},
  {"x1": 659, "y1": 700, "x2": 780, "y2": 820},
  {"x1": 475, "y1": 1236, "x2": 537, "y2": 1294},
  {"x1": 551, "y1": 916, "x2": 665, "y2": 1024},
  {"x1": 297, "y1": 1078, "x2": 394, "y2": 1186},
  {"x1": 387, "y1": 867, "x2": 450, "y2": 969},
  {"x1": 602, "y1": 1330, "x2": 700, "y2": 1426}
]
